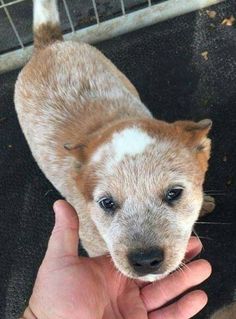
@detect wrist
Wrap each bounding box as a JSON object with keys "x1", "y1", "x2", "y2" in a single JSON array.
[{"x1": 20, "y1": 306, "x2": 37, "y2": 319}]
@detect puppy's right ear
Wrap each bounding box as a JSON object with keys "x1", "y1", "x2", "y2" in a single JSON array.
[
  {"x1": 63, "y1": 143, "x2": 87, "y2": 163},
  {"x1": 174, "y1": 119, "x2": 212, "y2": 174},
  {"x1": 174, "y1": 119, "x2": 212, "y2": 152}
]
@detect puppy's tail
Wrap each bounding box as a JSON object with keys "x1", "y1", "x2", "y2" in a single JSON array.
[{"x1": 33, "y1": 0, "x2": 63, "y2": 50}]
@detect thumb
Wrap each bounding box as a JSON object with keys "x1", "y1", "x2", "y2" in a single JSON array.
[{"x1": 44, "y1": 200, "x2": 79, "y2": 260}]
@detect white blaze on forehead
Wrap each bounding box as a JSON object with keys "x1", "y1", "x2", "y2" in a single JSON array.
[
  {"x1": 91, "y1": 127, "x2": 155, "y2": 165},
  {"x1": 112, "y1": 127, "x2": 155, "y2": 162}
]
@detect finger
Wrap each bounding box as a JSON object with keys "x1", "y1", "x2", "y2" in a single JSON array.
[
  {"x1": 149, "y1": 290, "x2": 208, "y2": 319},
  {"x1": 141, "y1": 259, "x2": 211, "y2": 311},
  {"x1": 185, "y1": 236, "x2": 203, "y2": 262},
  {"x1": 44, "y1": 200, "x2": 79, "y2": 260}
]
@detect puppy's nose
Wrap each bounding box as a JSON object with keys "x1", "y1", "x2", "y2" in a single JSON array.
[{"x1": 128, "y1": 247, "x2": 164, "y2": 275}]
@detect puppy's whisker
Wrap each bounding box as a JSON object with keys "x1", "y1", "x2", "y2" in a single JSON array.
[
  {"x1": 180, "y1": 261, "x2": 191, "y2": 273},
  {"x1": 114, "y1": 265, "x2": 123, "y2": 283},
  {"x1": 205, "y1": 193, "x2": 226, "y2": 196},
  {"x1": 177, "y1": 263, "x2": 188, "y2": 279},
  {"x1": 204, "y1": 189, "x2": 226, "y2": 193},
  {"x1": 195, "y1": 222, "x2": 231, "y2": 225},
  {"x1": 178, "y1": 264, "x2": 185, "y2": 274},
  {"x1": 204, "y1": 191, "x2": 227, "y2": 196},
  {"x1": 196, "y1": 236, "x2": 214, "y2": 241},
  {"x1": 182, "y1": 265, "x2": 188, "y2": 272},
  {"x1": 192, "y1": 228, "x2": 205, "y2": 251},
  {"x1": 118, "y1": 271, "x2": 123, "y2": 283}
]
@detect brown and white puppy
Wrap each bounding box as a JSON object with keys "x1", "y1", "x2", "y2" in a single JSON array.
[{"x1": 15, "y1": 0, "x2": 212, "y2": 281}]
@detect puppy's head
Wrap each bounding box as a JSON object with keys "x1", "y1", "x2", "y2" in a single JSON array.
[{"x1": 72, "y1": 118, "x2": 212, "y2": 281}]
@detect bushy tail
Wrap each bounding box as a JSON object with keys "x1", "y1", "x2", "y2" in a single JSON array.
[{"x1": 33, "y1": 0, "x2": 63, "y2": 49}]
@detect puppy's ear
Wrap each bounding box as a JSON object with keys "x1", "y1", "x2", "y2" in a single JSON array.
[
  {"x1": 63, "y1": 143, "x2": 87, "y2": 163},
  {"x1": 175, "y1": 119, "x2": 212, "y2": 152}
]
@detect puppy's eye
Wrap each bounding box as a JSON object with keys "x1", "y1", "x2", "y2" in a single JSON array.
[
  {"x1": 98, "y1": 197, "x2": 117, "y2": 212},
  {"x1": 165, "y1": 188, "x2": 183, "y2": 203}
]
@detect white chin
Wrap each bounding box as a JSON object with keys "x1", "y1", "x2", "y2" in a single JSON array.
[{"x1": 138, "y1": 272, "x2": 168, "y2": 282}]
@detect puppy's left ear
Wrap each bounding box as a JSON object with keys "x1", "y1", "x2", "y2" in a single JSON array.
[
  {"x1": 63, "y1": 143, "x2": 87, "y2": 163},
  {"x1": 175, "y1": 119, "x2": 212, "y2": 152}
]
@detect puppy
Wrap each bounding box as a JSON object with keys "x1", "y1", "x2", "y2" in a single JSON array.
[{"x1": 15, "y1": 0, "x2": 213, "y2": 282}]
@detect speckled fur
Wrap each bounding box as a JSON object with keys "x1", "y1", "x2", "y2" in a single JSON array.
[{"x1": 14, "y1": 0, "x2": 212, "y2": 281}]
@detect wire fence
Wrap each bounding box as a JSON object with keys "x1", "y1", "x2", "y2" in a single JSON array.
[
  {"x1": 0, "y1": 0, "x2": 224, "y2": 73},
  {"x1": 0, "y1": 0, "x2": 159, "y2": 54}
]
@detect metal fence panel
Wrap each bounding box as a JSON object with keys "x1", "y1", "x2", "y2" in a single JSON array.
[{"x1": 0, "y1": 0, "x2": 224, "y2": 74}]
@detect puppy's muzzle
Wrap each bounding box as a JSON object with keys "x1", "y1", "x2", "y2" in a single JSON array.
[{"x1": 128, "y1": 247, "x2": 164, "y2": 276}]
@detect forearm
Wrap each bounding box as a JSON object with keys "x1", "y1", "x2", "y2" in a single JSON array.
[{"x1": 20, "y1": 306, "x2": 37, "y2": 319}]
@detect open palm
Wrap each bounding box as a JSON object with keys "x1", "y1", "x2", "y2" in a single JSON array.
[{"x1": 25, "y1": 200, "x2": 211, "y2": 319}]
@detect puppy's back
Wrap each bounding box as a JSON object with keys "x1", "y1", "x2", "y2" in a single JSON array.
[
  {"x1": 31, "y1": 0, "x2": 139, "y2": 97},
  {"x1": 14, "y1": 0, "x2": 148, "y2": 197}
]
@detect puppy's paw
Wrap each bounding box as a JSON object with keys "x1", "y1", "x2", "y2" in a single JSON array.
[{"x1": 200, "y1": 195, "x2": 215, "y2": 217}]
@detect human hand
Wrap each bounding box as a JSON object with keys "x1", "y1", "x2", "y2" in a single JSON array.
[{"x1": 21, "y1": 200, "x2": 211, "y2": 319}]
